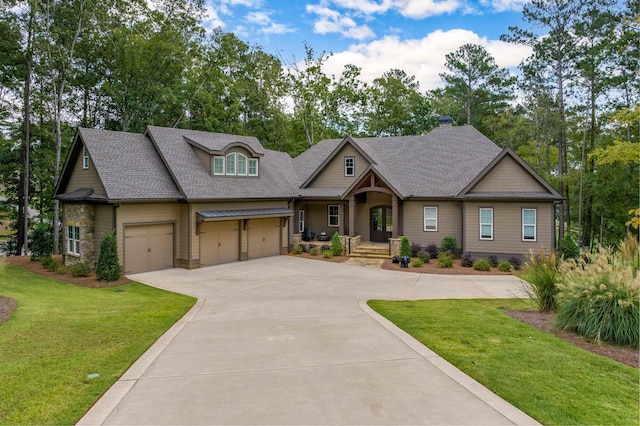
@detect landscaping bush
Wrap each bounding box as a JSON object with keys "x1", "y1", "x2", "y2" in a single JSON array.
[
  {"x1": 411, "y1": 258, "x2": 424, "y2": 268},
  {"x1": 410, "y1": 242, "x2": 421, "y2": 257},
  {"x1": 322, "y1": 249, "x2": 333, "y2": 259},
  {"x1": 321, "y1": 245, "x2": 330, "y2": 252},
  {"x1": 309, "y1": 246, "x2": 320, "y2": 256},
  {"x1": 29, "y1": 222, "x2": 53, "y2": 260},
  {"x1": 440, "y1": 236, "x2": 457, "y2": 253},
  {"x1": 292, "y1": 245, "x2": 303, "y2": 254},
  {"x1": 556, "y1": 235, "x2": 639, "y2": 346},
  {"x1": 437, "y1": 252, "x2": 453, "y2": 268},
  {"x1": 460, "y1": 252, "x2": 473, "y2": 267},
  {"x1": 473, "y1": 259, "x2": 491, "y2": 271},
  {"x1": 41, "y1": 255, "x2": 59, "y2": 272},
  {"x1": 69, "y1": 261, "x2": 92, "y2": 277},
  {"x1": 330, "y1": 232, "x2": 343, "y2": 256},
  {"x1": 417, "y1": 250, "x2": 430, "y2": 263},
  {"x1": 521, "y1": 249, "x2": 558, "y2": 312},
  {"x1": 560, "y1": 233, "x2": 580, "y2": 259},
  {"x1": 425, "y1": 244, "x2": 439, "y2": 260},
  {"x1": 488, "y1": 255, "x2": 498, "y2": 268},
  {"x1": 400, "y1": 236, "x2": 412, "y2": 257},
  {"x1": 508, "y1": 255, "x2": 522, "y2": 270},
  {"x1": 498, "y1": 261, "x2": 513, "y2": 272},
  {"x1": 96, "y1": 231, "x2": 121, "y2": 281}
]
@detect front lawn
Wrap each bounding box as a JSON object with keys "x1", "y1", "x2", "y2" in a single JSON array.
[
  {"x1": 369, "y1": 299, "x2": 639, "y2": 426},
  {"x1": 0, "y1": 264, "x2": 196, "y2": 425}
]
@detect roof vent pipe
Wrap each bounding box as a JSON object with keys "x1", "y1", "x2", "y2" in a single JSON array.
[{"x1": 438, "y1": 115, "x2": 453, "y2": 126}]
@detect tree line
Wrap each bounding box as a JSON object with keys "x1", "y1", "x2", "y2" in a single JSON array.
[{"x1": 0, "y1": 0, "x2": 637, "y2": 256}]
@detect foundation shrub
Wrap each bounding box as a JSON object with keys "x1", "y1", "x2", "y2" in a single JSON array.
[
  {"x1": 508, "y1": 255, "x2": 522, "y2": 270},
  {"x1": 437, "y1": 252, "x2": 453, "y2": 268},
  {"x1": 417, "y1": 251, "x2": 430, "y2": 263},
  {"x1": 309, "y1": 246, "x2": 320, "y2": 256},
  {"x1": 400, "y1": 237, "x2": 412, "y2": 257},
  {"x1": 556, "y1": 235, "x2": 639, "y2": 346},
  {"x1": 460, "y1": 252, "x2": 474, "y2": 267},
  {"x1": 292, "y1": 245, "x2": 303, "y2": 254},
  {"x1": 411, "y1": 258, "x2": 424, "y2": 268},
  {"x1": 488, "y1": 255, "x2": 499, "y2": 268},
  {"x1": 330, "y1": 232, "x2": 343, "y2": 256},
  {"x1": 440, "y1": 236, "x2": 457, "y2": 254},
  {"x1": 322, "y1": 249, "x2": 333, "y2": 259},
  {"x1": 425, "y1": 244, "x2": 439, "y2": 260},
  {"x1": 69, "y1": 261, "x2": 92, "y2": 277},
  {"x1": 521, "y1": 249, "x2": 559, "y2": 312},
  {"x1": 498, "y1": 261, "x2": 513, "y2": 272},
  {"x1": 473, "y1": 259, "x2": 491, "y2": 271},
  {"x1": 41, "y1": 255, "x2": 59, "y2": 272},
  {"x1": 96, "y1": 231, "x2": 121, "y2": 281},
  {"x1": 410, "y1": 243, "x2": 422, "y2": 257}
]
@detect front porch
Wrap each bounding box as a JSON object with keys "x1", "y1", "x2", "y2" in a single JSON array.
[{"x1": 292, "y1": 234, "x2": 402, "y2": 258}]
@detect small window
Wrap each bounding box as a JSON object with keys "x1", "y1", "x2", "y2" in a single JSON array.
[
  {"x1": 423, "y1": 207, "x2": 438, "y2": 231},
  {"x1": 328, "y1": 205, "x2": 339, "y2": 227},
  {"x1": 248, "y1": 158, "x2": 258, "y2": 176},
  {"x1": 523, "y1": 209, "x2": 537, "y2": 241},
  {"x1": 213, "y1": 156, "x2": 225, "y2": 175},
  {"x1": 237, "y1": 154, "x2": 247, "y2": 176},
  {"x1": 67, "y1": 225, "x2": 80, "y2": 255},
  {"x1": 82, "y1": 146, "x2": 89, "y2": 169},
  {"x1": 226, "y1": 153, "x2": 236, "y2": 175},
  {"x1": 480, "y1": 208, "x2": 493, "y2": 240},
  {"x1": 344, "y1": 157, "x2": 355, "y2": 177},
  {"x1": 299, "y1": 210, "x2": 305, "y2": 232}
]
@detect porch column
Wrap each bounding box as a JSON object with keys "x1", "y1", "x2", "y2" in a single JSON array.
[
  {"x1": 338, "y1": 203, "x2": 344, "y2": 235},
  {"x1": 392, "y1": 194, "x2": 398, "y2": 238},
  {"x1": 349, "y1": 195, "x2": 356, "y2": 237}
]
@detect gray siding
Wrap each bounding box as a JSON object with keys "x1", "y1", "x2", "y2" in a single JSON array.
[
  {"x1": 93, "y1": 204, "x2": 114, "y2": 260},
  {"x1": 66, "y1": 145, "x2": 107, "y2": 195},
  {"x1": 470, "y1": 156, "x2": 546, "y2": 193},
  {"x1": 402, "y1": 201, "x2": 462, "y2": 248},
  {"x1": 309, "y1": 145, "x2": 369, "y2": 188}
]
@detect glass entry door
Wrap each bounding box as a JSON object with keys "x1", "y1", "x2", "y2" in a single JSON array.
[{"x1": 370, "y1": 205, "x2": 392, "y2": 242}]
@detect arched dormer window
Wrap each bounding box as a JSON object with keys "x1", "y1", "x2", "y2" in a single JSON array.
[
  {"x1": 237, "y1": 154, "x2": 247, "y2": 176},
  {"x1": 212, "y1": 152, "x2": 259, "y2": 177},
  {"x1": 226, "y1": 152, "x2": 236, "y2": 175}
]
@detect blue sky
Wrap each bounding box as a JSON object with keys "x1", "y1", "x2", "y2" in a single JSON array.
[{"x1": 202, "y1": 0, "x2": 533, "y2": 90}]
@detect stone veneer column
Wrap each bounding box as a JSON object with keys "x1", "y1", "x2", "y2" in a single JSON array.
[
  {"x1": 64, "y1": 203, "x2": 96, "y2": 266},
  {"x1": 389, "y1": 237, "x2": 402, "y2": 257}
]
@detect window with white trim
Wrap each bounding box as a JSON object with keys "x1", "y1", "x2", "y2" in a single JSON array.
[
  {"x1": 328, "y1": 205, "x2": 339, "y2": 227},
  {"x1": 248, "y1": 158, "x2": 258, "y2": 176},
  {"x1": 522, "y1": 208, "x2": 537, "y2": 241},
  {"x1": 67, "y1": 225, "x2": 80, "y2": 255},
  {"x1": 213, "y1": 156, "x2": 225, "y2": 175},
  {"x1": 237, "y1": 154, "x2": 247, "y2": 176},
  {"x1": 344, "y1": 157, "x2": 355, "y2": 176},
  {"x1": 423, "y1": 207, "x2": 438, "y2": 231},
  {"x1": 226, "y1": 153, "x2": 236, "y2": 175},
  {"x1": 479, "y1": 208, "x2": 493, "y2": 240},
  {"x1": 82, "y1": 146, "x2": 89, "y2": 169},
  {"x1": 299, "y1": 210, "x2": 305, "y2": 232}
]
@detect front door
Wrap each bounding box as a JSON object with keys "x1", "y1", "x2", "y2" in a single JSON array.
[{"x1": 370, "y1": 205, "x2": 392, "y2": 242}]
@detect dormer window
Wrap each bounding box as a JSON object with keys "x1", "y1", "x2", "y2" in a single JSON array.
[
  {"x1": 82, "y1": 146, "x2": 89, "y2": 169},
  {"x1": 212, "y1": 153, "x2": 258, "y2": 177}
]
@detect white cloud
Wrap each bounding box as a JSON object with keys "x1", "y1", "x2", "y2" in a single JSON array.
[
  {"x1": 246, "y1": 11, "x2": 271, "y2": 25},
  {"x1": 260, "y1": 22, "x2": 295, "y2": 34},
  {"x1": 307, "y1": 4, "x2": 375, "y2": 40},
  {"x1": 321, "y1": 29, "x2": 531, "y2": 90},
  {"x1": 398, "y1": 0, "x2": 460, "y2": 18},
  {"x1": 221, "y1": 0, "x2": 263, "y2": 6},
  {"x1": 203, "y1": 5, "x2": 226, "y2": 30},
  {"x1": 479, "y1": 0, "x2": 526, "y2": 12}
]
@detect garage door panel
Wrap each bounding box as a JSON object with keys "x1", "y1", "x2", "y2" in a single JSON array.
[
  {"x1": 199, "y1": 221, "x2": 239, "y2": 267},
  {"x1": 248, "y1": 218, "x2": 280, "y2": 260},
  {"x1": 124, "y1": 224, "x2": 174, "y2": 274}
]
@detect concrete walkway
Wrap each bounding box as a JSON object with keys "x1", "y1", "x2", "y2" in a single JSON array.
[{"x1": 79, "y1": 256, "x2": 538, "y2": 425}]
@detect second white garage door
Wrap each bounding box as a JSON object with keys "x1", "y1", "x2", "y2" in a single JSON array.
[
  {"x1": 248, "y1": 218, "x2": 280, "y2": 259},
  {"x1": 199, "y1": 221, "x2": 240, "y2": 267}
]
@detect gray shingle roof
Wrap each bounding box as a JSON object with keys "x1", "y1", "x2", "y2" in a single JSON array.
[
  {"x1": 79, "y1": 128, "x2": 183, "y2": 200},
  {"x1": 145, "y1": 126, "x2": 297, "y2": 200}
]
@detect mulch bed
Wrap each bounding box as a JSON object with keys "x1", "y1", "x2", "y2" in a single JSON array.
[{"x1": 3, "y1": 254, "x2": 637, "y2": 368}]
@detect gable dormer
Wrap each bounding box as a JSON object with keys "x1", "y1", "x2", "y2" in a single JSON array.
[{"x1": 185, "y1": 137, "x2": 263, "y2": 177}]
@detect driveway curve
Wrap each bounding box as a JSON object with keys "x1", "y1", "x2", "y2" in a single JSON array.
[{"x1": 79, "y1": 256, "x2": 538, "y2": 425}]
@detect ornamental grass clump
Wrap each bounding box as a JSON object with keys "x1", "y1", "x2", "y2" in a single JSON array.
[
  {"x1": 556, "y1": 235, "x2": 639, "y2": 347},
  {"x1": 521, "y1": 249, "x2": 559, "y2": 312}
]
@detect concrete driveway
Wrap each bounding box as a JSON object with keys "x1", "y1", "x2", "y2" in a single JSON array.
[{"x1": 79, "y1": 256, "x2": 538, "y2": 425}]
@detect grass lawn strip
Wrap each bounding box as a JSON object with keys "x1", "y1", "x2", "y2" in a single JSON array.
[
  {"x1": 0, "y1": 265, "x2": 195, "y2": 425},
  {"x1": 368, "y1": 299, "x2": 639, "y2": 426}
]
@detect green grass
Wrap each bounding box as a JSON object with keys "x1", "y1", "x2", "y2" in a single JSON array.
[
  {"x1": 0, "y1": 264, "x2": 196, "y2": 425},
  {"x1": 369, "y1": 299, "x2": 639, "y2": 426}
]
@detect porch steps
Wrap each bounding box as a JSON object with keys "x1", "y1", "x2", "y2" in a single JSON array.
[{"x1": 348, "y1": 243, "x2": 392, "y2": 259}]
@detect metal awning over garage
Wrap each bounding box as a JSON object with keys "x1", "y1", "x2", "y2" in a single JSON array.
[{"x1": 197, "y1": 207, "x2": 294, "y2": 223}]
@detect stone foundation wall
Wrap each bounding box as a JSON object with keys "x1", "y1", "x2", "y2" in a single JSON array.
[
  {"x1": 389, "y1": 237, "x2": 402, "y2": 257},
  {"x1": 63, "y1": 203, "x2": 96, "y2": 267}
]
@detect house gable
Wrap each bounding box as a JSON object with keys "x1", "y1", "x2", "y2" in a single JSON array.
[
  {"x1": 458, "y1": 148, "x2": 562, "y2": 200},
  {"x1": 55, "y1": 133, "x2": 107, "y2": 198},
  {"x1": 301, "y1": 136, "x2": 375, "y2": 189}
]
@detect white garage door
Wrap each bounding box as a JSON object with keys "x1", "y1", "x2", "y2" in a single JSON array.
[
  {"x1": 199, "y1": 221, "x2": 240, "y2": 267},
  {"x1": 248, "y1": 218, "x2": 281, "y2": 260},
  {"x1": 124, "y1": 223, "x2": 174, "y2": 274}
]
